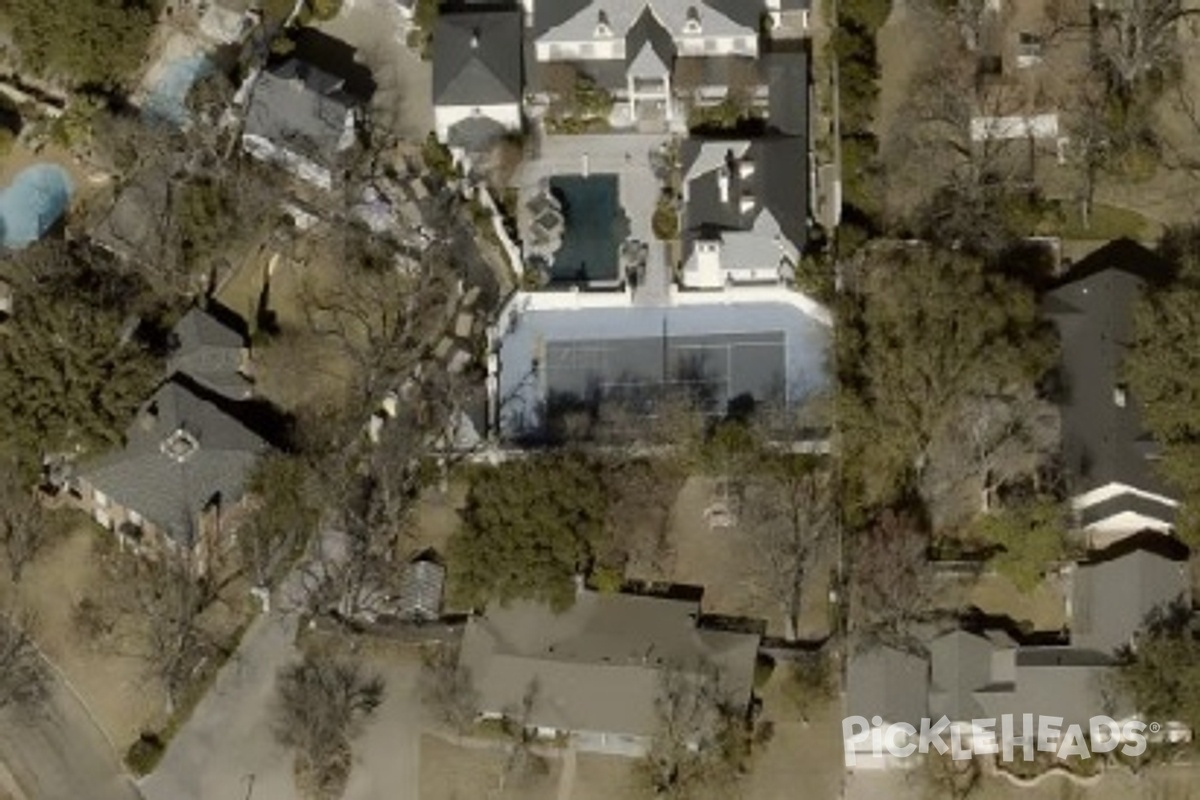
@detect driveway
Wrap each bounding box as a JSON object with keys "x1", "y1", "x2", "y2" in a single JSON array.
[
  {"x1": 141, "y1": 527, "x2": 426, "y2": 800},
  {"x1": 139, "y1": 613, "x2": 300, "y2": 800},
  {"x1": 0, "y1": 677, "x2": 142, "y2": 800},
  {"x1": 317, "y1": 0, "x2": 433, "y2": 140},
  {"x1": 341, "y1": 648, "x2": 425, "y2": 800}
]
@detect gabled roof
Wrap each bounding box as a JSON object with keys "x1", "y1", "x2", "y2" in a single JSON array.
[
  {"x1": 77, "y1": 375, "x2": 271, "y2": 546},
  {"x1": 680, "y1": 136, "x2": 809, "y2": 262},
  {"x1": 1071, "y1": 542, "x2": 1190, "y2": 655},
  {"x1": 244, "y1": 58, "x2": 358, "y2": 165},
  {"x1": 168, "y1": 306, "x2": 252, "y2": 399},
  {"x1": 847, "y1": 643, "x2": 928, "y2": 726},
  {"x1": 536, "y1": 1, "x2": 759, "y2": 43},
  {"x1": 459, "y1": 590, "x2": 759, "y2": 738},
  {"x1": 929, "y1": 629, "x2": 1009, "y2": 722},
  {"x1": 625, "y1": 7, "x2": 675, "y2": 78},
  {"x1": 433, "y1": 7, "x2": 523, "y2": 106},
  {"x1": 1043, "y1": 239, "x2": 1176, "y2": 506}
]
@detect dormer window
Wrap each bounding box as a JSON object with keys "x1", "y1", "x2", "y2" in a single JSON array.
[
  {"x1": 683, "y1": 6, "x2": 702, "y2": 35},
  {"x1": 596, "y1": 10, "x2": 612, "y2": 37},
  {"x1": 1114, "y1": 384, "x2": 1127, "y2": 408},
  {"x1": 161, "y1": 427, "x2": 200, "y2": 463}
]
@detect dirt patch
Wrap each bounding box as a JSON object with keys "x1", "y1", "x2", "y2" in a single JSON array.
[
  {"x1": 647, "y1": 477, "x2": 832, "y2": 640},
  {"x1": 569, "y1": 753, "x2": 638, "y2": 800},
  {"x1": 418, "y1": 734, "x2": 561, "y2": 800},
  {"x1": 407, "y1": 481, "x2": 467, "y2": 559}
]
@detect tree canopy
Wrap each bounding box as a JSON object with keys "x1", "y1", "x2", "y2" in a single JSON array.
[
  {"x1": 448, "y1": 454, "x2": 608, "y2": 609},
  {"x1": 1115, "y1": 607, "x2": 1200, "y2": 738},
  {"x1": 0, "y1": 253, "x2": 160, "y2": 456},
  {"x1": 838, "y1": 245, "x2": 1054, "y2": 513},
  {"x1": 3, "y1": 0, "x2": 161, "y2": 88},
  {"x1": 1125, "y1": 260, "x2": 1200, "y2": 542},
  {"x1": 969, "y1": 498, "x2": 1069, "y2": 593}
]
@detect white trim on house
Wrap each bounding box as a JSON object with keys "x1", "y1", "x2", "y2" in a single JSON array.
[
  {"x1": 241, "y1": 134, "x2": 334, "y2": 190},
  {"x1": 434, "y1": 102, "x2": 522, "y2": 142},
  {"x1": 1083, "y1": 511, "x2": 1173, "y2": 535},
  {"x1": 1071, "y1": 482, "x2": 1180, "y2": 512}
]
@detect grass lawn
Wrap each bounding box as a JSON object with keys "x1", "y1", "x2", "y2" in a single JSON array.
[
  {"x1": 419, "y1": 734, "x2": 561, "y2": 800},
  {"x1": 1034, "y1": 200, "x2": 1160, "y2": 242}
]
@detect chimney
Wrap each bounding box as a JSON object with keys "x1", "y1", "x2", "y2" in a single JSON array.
[
  {"x1": 139, "y1": 401, "x2": 159, "y2": 432},
  {"x1": 573, "y1": 573, "x2": 586, "y2": 596},
  {"x1": 717, "y1": 167, "x2": 730, "y2": 203},
  {"x1": 738, "y1": 158, "x2": 755, "y2": 179},
  {"x1": 739, "y1": 193, "x2": 755, "y2": 215},
  {"x1": 471, "y1": 28, "x2": 480, "y2": 49}
]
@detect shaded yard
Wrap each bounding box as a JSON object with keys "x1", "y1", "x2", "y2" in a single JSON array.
[{"x1": 639, "y1": 476, "x2": 832, "y2": 641}]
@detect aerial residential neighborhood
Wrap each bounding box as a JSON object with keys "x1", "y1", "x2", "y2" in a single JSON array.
[{"x1": 2, "y1": 0, "x2": 1200, "y2": 799}]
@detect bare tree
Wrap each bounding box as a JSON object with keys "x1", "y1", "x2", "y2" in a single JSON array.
[
  {"x1": 919, "y1": 391, "x2": 1060, "y2": 532},
  {"x1": 273, "y1": 652, "x2": 384, "y2": 800},
  {"x1": 418, "y1": 643, "x2": 477, "y2": 733},
  {"x1": 742, "y1": 458, "x2": 835, "y2": 640},
  {"x1": 641, "y1": 661, "x2": 749, "y2": 800},
  {"x1": 1097, "y1": 0, "x2": 1191, "y2": 94},
  {"x1": 850, "y1": 511, "x2": 937, "y2": 642},
  {"x1": 110, "y1": 554, "x2": 216, "y2": 714},
  {"x1": 0, "y1": 462, "x2": 47, "y2": 584},
  {"x1": 299, "y1": 237, "x2": 459, "y2": 422},
  {"x1": 0, "y1": 613, "x2": 48, "y2": 714}
]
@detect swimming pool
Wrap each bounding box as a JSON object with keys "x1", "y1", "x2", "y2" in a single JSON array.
[
  {"x1": 143, "y1": 55, "x2": 213, "y2": 127},
  {"x1": 547, "y1": 174, "x2": 629, "y2": 285},
  {"x1": 0, "y1": 164, "x2": 73, "y2": 249}
]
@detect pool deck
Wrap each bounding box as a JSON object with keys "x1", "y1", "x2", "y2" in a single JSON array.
[{"x1": 517, "y1": 133, "x2": 672, "y2": 299}]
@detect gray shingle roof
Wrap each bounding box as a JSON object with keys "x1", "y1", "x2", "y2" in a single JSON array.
[
  {"x1": 1043, "y1": 240, "x2": 1176, "y2": 505},
  {"x1": 1071, "y1": 545, "x2": 1189, "y2": 655},
  {"x1": 625, "y1": 7, "x2": 675, "y2": 78},
  {"x1": 847, "y1": 643, "x2": 928, "y2": 726},
  {"x1": 78, "y1": 376, "x2": 271, "y2": 546},
  {"x1": 971, "y1": 658, "x2": 1121, "y2": 730},
  {"x1": 244, "y1": 59, "x2": 357, "y2": 166},
  {"x1": 536, "y1": 1, "x2": 761, "y2": 42},
  {"x1": 681, "y1": 136, "x2": 809, "y2": 263},
  {"x1": 765, "y1": 48, "x2": 808, "y2": 137},
  {"x1": 929, "y1": 629, "x2": 1006, "y2": 722},
  {"x1": 168, "y1": 307, "x2": 252, "y2": 400},
  {"x1": 433, "y1": 8, "x2": 523, "y2": 106},
  {"x1": 459, "y1": 590, "x2": 759, "y2": 738}
]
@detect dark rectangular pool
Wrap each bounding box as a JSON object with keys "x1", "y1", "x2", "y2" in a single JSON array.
[{"x1": 547, "y1": 174, "x2": 628, "y2": 285}]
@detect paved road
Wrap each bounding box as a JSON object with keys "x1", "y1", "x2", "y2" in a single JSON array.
[{"x1": 0, "y1": 680, "x2": 142, "y2": 800}]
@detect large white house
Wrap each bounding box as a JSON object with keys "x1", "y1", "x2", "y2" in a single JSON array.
[{"x1": 524, "y1": 0, "x2": 810, "y2": 121}]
